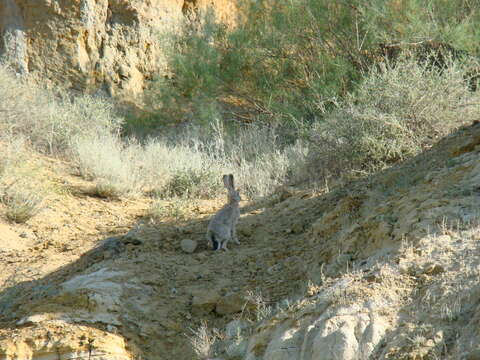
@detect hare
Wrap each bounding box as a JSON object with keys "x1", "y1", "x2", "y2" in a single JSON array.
[{"x1": 206, "y1": 174, "x2": 241, "y2": 251}]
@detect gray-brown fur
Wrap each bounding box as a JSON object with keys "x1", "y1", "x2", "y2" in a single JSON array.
[{"x1": 206, "y1": 174, "x2": 241, "y2": 251}]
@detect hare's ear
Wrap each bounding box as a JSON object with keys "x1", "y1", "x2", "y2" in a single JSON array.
[
  {"x1": 223, "y1": 175, "x2": 230, "y2": 188},
  {"x1": 229, "y1": 174, "x2": 235, "y2": 188}
]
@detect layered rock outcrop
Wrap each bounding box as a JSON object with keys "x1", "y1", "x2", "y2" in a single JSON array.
[{"x1": 0, "y1": 0, "x2": 236, "y2": 101}]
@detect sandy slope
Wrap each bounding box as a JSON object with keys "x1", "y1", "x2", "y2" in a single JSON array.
[{"x1": 0, "y1": 122, "x2": 479, "y2": 359}]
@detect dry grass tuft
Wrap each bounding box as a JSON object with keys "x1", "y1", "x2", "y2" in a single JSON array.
[
  {"x1": 148, "y1": 197, "x2": 192, "y2": 222},
  {"x1": 0, "y1": 139, "x2": 45, "y2": 223},
  {"x1": 2, "y1": 187, "x2": 43, "y2": 223},
  {"x1": 186, "y1": 321, "x2": 216, "y2": 360}
]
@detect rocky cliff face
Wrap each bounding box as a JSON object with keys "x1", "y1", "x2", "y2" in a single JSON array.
[{"x1": 0, "y1": 0, "x2": 235, "y2": 102}]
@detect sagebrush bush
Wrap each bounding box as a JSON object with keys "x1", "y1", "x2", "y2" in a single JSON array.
[
  {"x1": 0, "y1": 64, "x2": 122, "y2": 154},
  {"x1": 306, "y1": 56, "x2": 480, "y2": 180},
  {"x1": 149, "y1": 197, "x2": 191, "y2": 222},
  {"x1": 162, "y1": 168, "x2": 219, "y2": 199},
  {"x1": 141, "y1": 135, "x2": 228, "y2": 199},
  {"x1": 72, "y1": 121, "x2": 306, "y2": 199},
  {"x1": 72, "y1": 135, "x2": 145, "y2": 197},
  {"x1": 0, "y1": 137, "x2": 26, "y2": 177}
]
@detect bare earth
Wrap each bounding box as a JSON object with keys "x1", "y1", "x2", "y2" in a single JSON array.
[{"x1": 0, "y1": 122, "x2": 479, "y2": 359}]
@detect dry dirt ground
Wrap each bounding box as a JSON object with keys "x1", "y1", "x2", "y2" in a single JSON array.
[{"x1": 0, "y1": 122, "x2": 479, "y2": 359}]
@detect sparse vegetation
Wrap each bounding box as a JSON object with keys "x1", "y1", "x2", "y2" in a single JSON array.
[
  {"x1": 73, "y1": 121, "x2": 305, "y2": 199},
  {"x1": 72, "y1": 135, "x2": 145, "y2": 198},
  {"x1": 306, "y1": 56, "x2": 480, "y2": 179},
  {"x1": 149, "y1": 197, "x2": 191, "y2": 222},
  {"x1": 186, "y1": 321, "x2": 217, "y2": 360},
  {"x1": 2, "y1": 187, "x2": 43, "y2": 223},
  {"x1": 0, "y1": 1, "x2": 479, "y2": 200},
  {"x1": 1, "y1": 2, "x2": 480, "y2": 360},
  {"x1": 0, "y1": 65, "x2": 122, "y2": 154},
  {"x1": 0, "y1": 140, "x2": 45, "y2": 223},
  {"x1": 245, "y1": 290, "x2": 272, "y2": 322}
]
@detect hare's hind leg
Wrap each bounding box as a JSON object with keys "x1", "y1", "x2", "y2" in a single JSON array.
[
  {"x1": 221, "y1": 238, "x2": 230, "y2": 251},
  {"x1": 232, "y1": 224, "x2": 240, "y2": 245},
  {"x1": 212, "y1": 237, "x2": 221, "y2": 251},
  {"x1": 208, "y1": 231, "x2": 221, "y2": 251}
]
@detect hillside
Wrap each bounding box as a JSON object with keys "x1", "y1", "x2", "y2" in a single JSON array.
[{"x1": 0, "y1": 118, "x2": 478, "y2": 359}]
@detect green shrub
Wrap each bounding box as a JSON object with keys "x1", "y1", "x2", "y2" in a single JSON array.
[
  {"x1": 361, "y1": 0, "x2": 480, "y2": 55},
  {"x1": 144, "y1": 0, "x2": 480, "y2": 135},
  {"x1": 146, "y1": 0, "x2": 363, "y2": 129}
]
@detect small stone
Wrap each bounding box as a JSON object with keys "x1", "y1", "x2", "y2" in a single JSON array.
[
  {"x1": 225, "y1": 339, "x2": 248, "y2": 358},
  {"x1": 106, "y1": 325, "x2": 118, "y2": 333},
  {"x1": 436, "y1": 234, "x2": 451, "y2": 242},
  {"x1": 239, "y1": 226, "x2": 253, "y2": 237},
  {"x1": 17, "y1": 314, "x2": 50, "y2": 325},
  {"x1": 216, "y1": 293, "x2": 246, "y2": 315},
  {"x1": 225, "y1": 319, "x2": 249, "y2": 339},
  {"x1": 291, "y1": 222, "x2": 304, "y2": 234},
  {"x1": 181, "y1": 239, "x2": 197, "y2": 253},
  {"x1": 424, "y1": 263, "x2": 445, "y2": 276},
  {"x1": 123, "y1": 229, "x2": 143, "y2": 245},
  {"x1": 191, "y1": 290, "x2": 221, "y2": 315}
]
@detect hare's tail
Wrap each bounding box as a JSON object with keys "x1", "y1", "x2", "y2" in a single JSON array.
[{"x1": 207, "y1": 230, "x2": 220, "y2": 251}]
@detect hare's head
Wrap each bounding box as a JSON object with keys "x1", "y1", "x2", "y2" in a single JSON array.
[{"x1": 223, "y1": 174, "x2": 241, "y2": 204}]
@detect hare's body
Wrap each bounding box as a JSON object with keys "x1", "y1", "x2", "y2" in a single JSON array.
[{"x1": 207, "y1": 175, "x2": 241, "y2": 251}]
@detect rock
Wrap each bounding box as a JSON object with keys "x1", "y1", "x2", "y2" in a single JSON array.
[
  {"x1": 225, "y1": 338, "x2": 248, "y2": 359},
  {"x1": 51, "y1": 268, "x2": 129, "y2": 325},
  {"x1": 423, "y1": 263, "x2": 445, "y2": 276},
  {"x1": 291, "y1": 222, "x2": 304, "y2": 234},
  {"x1": 262, "y1": 321, "x2": 303, "y2": 359},
  {"x1": 101, "y1": 236, "x2": 125, "y2": 258},
  {"x1": 225, "y1": 320, "x2": 249, "y2": 339},
  {"x1": 250, "y1": 304, "x2": 390, "y2": 360},
  {"x1": 0, "y1": 323, "x2": 132, "y2": 360},
  {"x1": 17, "y1": 314, "x2": 51, "y2": 326},
  {"x1": 123, "y1": 228, "x2": 143, "y2": 245},
  {"x1": 216, "y1": 293, "x2": 246, "y2": 315},
  {"x1": 191, "y1": 290, "x2": 221, "y2": 315},
  {"x1": 180, "y1": 239, "x2": 197, "y2": 254},
  {"x1": 436, "y1": 234, "x2": 452, "y2": 243},
  {"x1": 0, "y1": 0, "x2": 237, "y2": 105}
]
